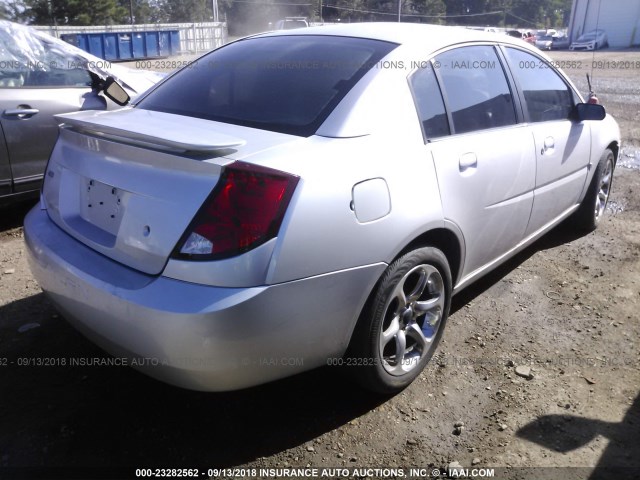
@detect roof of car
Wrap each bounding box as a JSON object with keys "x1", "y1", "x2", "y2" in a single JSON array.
[{"x1": 255, "y1": 22, "x2": 528, "y2": 51}]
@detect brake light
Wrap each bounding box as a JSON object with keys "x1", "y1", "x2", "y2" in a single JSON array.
[{"x1": 173, "y1": 161, "x2": 299, "y2": 260}]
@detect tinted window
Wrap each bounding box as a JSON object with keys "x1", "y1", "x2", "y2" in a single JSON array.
[
  {"x1": 504, "y1": 48, "x2": 574, "y2": 122},
  {"x1": 434, "y1": 46, "x2": 516, "y2": 134},
  {"x1": 138, "y1": 36, "x2": 397, "y2": 137},
  {"x1": 410, "y1": 62, "x2": 450, "y2": 139}
]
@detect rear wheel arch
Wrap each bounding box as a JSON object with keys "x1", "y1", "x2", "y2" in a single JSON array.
[
  {"x1": 395, "y1": 228, "x2": 463, "y2": 287},
  {"x1": 348, "y1": 227, "x2": 463, "y2": 334}
]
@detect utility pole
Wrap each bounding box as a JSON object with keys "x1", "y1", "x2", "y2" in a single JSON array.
[
  {"x1": 212, "y1": 0, "x2": 219, "y2": 22},
  {"x1": 398, "y1": 0, "x2": 401, "y2": 22},
  {"x1": 129, "y1": 0, "x2": 134, "y2": 25}
]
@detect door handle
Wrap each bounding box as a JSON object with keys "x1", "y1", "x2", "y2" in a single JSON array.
[
  {"x1": 4, "y1": 108, "x2": 40, "y2": 118},
  {"x1": 541, "y1": 136, "x2": 555, "y2": 155},
  {"x1": 459, "y1": 152, "x2": 478, "y2": 172}
]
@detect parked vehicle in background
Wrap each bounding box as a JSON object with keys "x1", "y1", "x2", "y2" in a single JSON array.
[
  {"x1": 25, "y1": 23, "x2": 620, "y2": 394},
  {"x1": 0, "y1": 21, "x2": 163, "y2": 205},
  {"x1": 273, "y1": 17, "x2": 309, "y2": 30},
  {"x1": 551, "y1": 33, "x2": 571, "y2": 50},
  {"x1": 535, "y1": 34, "x2": 554, "y2": 50},
  {"x1": 570, "y1": 29, "x2": 608, "y2": 51},
  {"x1": 524, "y1": 31, "x2": 536, "y2": 44},
  {"x1": 505, "y1": 29, "x2": 524, "y2": 39}
]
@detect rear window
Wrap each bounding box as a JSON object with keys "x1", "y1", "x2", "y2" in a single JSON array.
[{"x1": 137, "y1": 35, "x2": 397, "y2": 137}]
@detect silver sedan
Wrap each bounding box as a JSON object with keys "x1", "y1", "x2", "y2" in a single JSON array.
[{"x1": 25, "y1": 23, "x2": 620, "y2": 393}]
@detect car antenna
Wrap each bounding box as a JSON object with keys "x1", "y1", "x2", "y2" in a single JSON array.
[
  {"x1": 587, "y1": 73, "x2": 599, "y2": 104},
  {"x1": 587, "y1": 0, "x2": 602, "y2": 104}
]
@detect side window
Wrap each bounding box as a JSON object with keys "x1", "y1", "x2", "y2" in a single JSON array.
[
  {"x1": 504, "y1": 47, "x2": 574, "y2": 123},
  {"x1": 409, "y1": 62, "x2": 450, "y2": 140},
  {"x1": 434, "y1": 46, "x2": 517, "y2": 135},
  {"x1": 0, "y1": 33, "x2": 91, "y2": 88},
  {"x1": 16, "y1": 66, "x2": 92, "y2": 88}
]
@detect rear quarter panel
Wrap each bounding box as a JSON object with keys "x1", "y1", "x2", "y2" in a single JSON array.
[{"x1": 243, "y1": 60, "x2": 446, "y2": 284}]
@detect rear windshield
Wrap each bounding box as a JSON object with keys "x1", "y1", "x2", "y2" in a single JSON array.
[{"x1": 137, "y1": 35, "x2": 397, "y2": 137}]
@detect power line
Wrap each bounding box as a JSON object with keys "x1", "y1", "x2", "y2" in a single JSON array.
[
  {"x1": 232, "y1": 0, "x2": 313, "y2": 4},
  {"x1": 504, "y1": 10, "x2": 537, "y2": 26}
]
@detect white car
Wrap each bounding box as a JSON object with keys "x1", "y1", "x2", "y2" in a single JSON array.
[{"x1": 570, "y1": 29, "x2": 608, "y2": 51}]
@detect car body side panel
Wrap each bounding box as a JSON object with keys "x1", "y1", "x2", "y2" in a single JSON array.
[
  {"x1": 259, "y1": 135, "x2": 444, "y2": 285},
  {"x1": 589, "y1": 114, "x2": 621, "y2": 168},
  {"x1": 0, "y1": 122, "x2": 11, "y2": 196},
  {"x1": 0, "y1": 87, "x2": 95, "y2": 193},
  {"x1": 525, "y1": 121, "x2": 592, "y2": 235},
  {"x1": 575, "y1": 113, "x2": 620, "y2": 202},
  {"x1": 429, "y1": 125, "x2": 536, "y2": 278}
]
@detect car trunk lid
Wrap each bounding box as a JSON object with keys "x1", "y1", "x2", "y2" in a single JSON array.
[{"x1": 43, "y1": 109, "x2": 298, "y2": 275}]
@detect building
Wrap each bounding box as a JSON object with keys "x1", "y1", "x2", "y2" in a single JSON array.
[{"x1": 568, "y1": 0, "x2": 640, "y2": 47}]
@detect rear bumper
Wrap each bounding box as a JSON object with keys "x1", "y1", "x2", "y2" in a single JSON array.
[{"x1": 25, "y1": 207, "x2": 385, "y2": 391}]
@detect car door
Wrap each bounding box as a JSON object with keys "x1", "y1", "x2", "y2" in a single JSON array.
[
  {"x1": 0, "y1": 75, "x2": 94, "y2": 194},
  {"x1": 502, "y1": 47, "x2": 592, "y2": 236},
  {"x1": 0, "y1": 123, "x2": 10, "y2": 196},
  {"x1": 410, "y1": 45, "x2": 536, "y2": 280}
]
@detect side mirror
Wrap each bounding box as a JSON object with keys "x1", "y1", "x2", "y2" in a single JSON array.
[
  {"x1": 574, "y1": 103, "x2": 606, "y2": 122},
  {"x1": 103, "y1": 76, "x2": 130, "y2": 106}
]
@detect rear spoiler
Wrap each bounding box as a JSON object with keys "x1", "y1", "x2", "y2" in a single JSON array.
[{"x1": 55, "y1": 108, "x2": 246, "y2": 153}]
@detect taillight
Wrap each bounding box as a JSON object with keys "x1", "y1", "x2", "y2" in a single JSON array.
[{"x1": 172, "y1": 161, "x2": 299, "y2": 260}]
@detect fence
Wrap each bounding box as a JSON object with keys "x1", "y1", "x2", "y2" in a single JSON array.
[{"x1": 34, "y1": 22, "x2": 228, "y2": 56}]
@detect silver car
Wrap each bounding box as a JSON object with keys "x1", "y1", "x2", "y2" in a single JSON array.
[
  {"x1": 25, "y1": 23, "x2": 620, "y2": 393},
  {"x1": 0, "y1": 20, "x2": 162, "y2": 205},
  {"x1": 535, "y1": 35, "x2": 553, "y2": 50}
]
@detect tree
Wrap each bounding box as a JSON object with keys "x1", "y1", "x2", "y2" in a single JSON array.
[
  {"x1": 508, "y1": 0, "x2": 572, "y2": 28},
  {"x1": 444, "y1": 0, "x2": 506, "y2": 26},
  {"x1": 404, "y1": 0, "x2": 446, "y2": 23},
  {"x1": 117, "y1": 0, "x2": 157, "y2": 24},
  {"x1": 15, "y1": 0, "x2": 574, "y2": 30},
  {"x1": 73, "y1": 0, "x2": 128, "y2": 25},
  {"x1": 24, "y1": 0, "x2": 127, "y2": 25}
]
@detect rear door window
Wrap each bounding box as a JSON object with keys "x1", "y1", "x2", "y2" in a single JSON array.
[
  {"x1": 433, "y1": 46, "x2": 517, "y2": 135},
  {"x1": 137, "y1": 36, "x2": 397, "y2": 137}
]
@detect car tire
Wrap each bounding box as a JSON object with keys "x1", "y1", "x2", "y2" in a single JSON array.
[
  {"x1": 571, "y1": 148, "x2": 615, "y2": 231},
  {"x1": 347, "y1": 247, "x2": 452, "y2": 394}
]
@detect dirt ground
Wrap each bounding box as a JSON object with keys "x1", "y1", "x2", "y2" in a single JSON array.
[{"x1": 0, "y1": 49, "x2": 639, "y2": 480}]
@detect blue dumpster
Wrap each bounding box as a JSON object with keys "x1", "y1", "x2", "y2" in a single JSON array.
[
  {"x1": 145, "y1": 32, "x2": 159, "y2": 57},
  {"x1": 132, "y1": 33, "x2": 145, "y2": 58},
  {"x1": 117, "y1": 33, "x2": 133, "y2": 60},
  {"x1": 61, "y1": 30, "x2": 180, "y2": 61}
]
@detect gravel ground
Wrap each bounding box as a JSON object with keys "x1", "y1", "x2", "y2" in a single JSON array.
[{"x1": 0, "y1": 49, "x2": 639, "y2": 480}]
